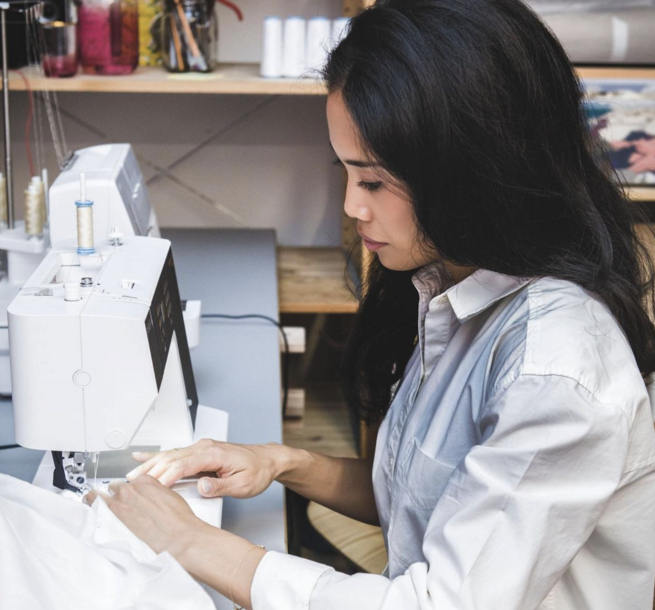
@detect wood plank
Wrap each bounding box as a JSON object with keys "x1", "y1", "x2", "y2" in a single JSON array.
[
  {"x1": 307, "y1": 501, "x2": 388, "y2": 574},
  {"x1": 278, "y1": 247, "x2": 358, "y2": 314},
  {"x1": 627, "y1": 186, "x2": 655, "y2": 202},
  {"x1": 577, "y1": 66, "x2": 655, "y2": 80},
  {"x1": 6, "y1": 64, "x2": 327, "y2": 96}
]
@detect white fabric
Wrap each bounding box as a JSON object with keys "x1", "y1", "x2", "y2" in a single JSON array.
[
  {"x1": 251, "y1": 269, "x2": 655, "y2": 610},
  {"x1": 0, "y1": 474, "x2": 214, "y2": 610}
]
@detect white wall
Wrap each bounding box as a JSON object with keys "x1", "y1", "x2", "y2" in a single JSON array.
[
  {"x1": 6, "y1": 0, "x2": 346, "y2": 247},
  {"x1": 7, "y1": 90, "x2": 344, "y2": 247}
]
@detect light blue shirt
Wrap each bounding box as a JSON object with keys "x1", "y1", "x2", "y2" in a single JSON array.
[{"x1": 253, "y1": 267, "x2": 655, "y2": 610}]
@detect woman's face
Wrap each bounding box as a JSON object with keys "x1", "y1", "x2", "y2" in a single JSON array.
[{"x1": 327, "y1": 91, "x2": 439, "y2": 272}]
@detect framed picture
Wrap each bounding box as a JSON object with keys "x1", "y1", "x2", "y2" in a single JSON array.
[{"x1": 584, "y1": 80, "x2": 655, "y2": 185}]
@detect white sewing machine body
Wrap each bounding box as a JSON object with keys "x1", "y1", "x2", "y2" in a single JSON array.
[
  {"x1": 49, "y1": 143, "x2": 160, "y2": 244},
  {"x1": 8, "y1": 236, "x2": 223, "y2": 526},
  {"x1": 0, "y1": 143, "x2": 161, "y2": 396}
]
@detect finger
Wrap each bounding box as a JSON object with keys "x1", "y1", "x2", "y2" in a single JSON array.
[
  {"x1": 127, "y1": 448, "x2": 192, "y2": 480},
  {"x1": 158, "y1": 454, "x2": 215, "y2": 487},
  {"x1": 140, "y1": 459, "x2": 177, "y2": 481},
  {"x1": 108, "y1": 479, "x2": 129, "y2": 495},
  {"x1": 83, "y1": 489, "x2": 112, "y2": 506},
  {"x1": 198, "y1": 476, "x2": 227, "y2": 498},
  {"x1": 131, "y1": 451, "x2": 157, "y2": 463},
  {"x1": 126, "y1": 454, "x2": 165, "y2": 480}
]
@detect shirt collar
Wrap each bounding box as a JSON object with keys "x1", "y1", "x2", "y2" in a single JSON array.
[{"x1": 413, "y1": 264, "x2": 533, "y2": 324}]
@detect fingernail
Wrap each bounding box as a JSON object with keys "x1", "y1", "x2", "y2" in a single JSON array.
[
  {"x1": 131, "y1": 452, "x2": 142, "y2": 457},
  {"x1": 200, "y1": 478, "x2": 211, "y2": 494},
  {"x1": 126, "y1": 469, "x2": 137, "y2": 479}
]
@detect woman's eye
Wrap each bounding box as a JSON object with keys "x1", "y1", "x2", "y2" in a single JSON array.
[{"x1": 357, "y1": 181, "x2": 383, "y2": 192}]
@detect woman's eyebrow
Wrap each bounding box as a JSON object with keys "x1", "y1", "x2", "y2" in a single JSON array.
[
  {"x1": 330, "y1": 143, "x2": 380, "y2": 168},
  {"x1": 345, "y1": 159, "x2": 380, "y2": 168}
]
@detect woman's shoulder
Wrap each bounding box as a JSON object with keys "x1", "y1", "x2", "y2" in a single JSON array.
[{"x1": 495, "y1": 276, "x2": 646, "y2": 413}]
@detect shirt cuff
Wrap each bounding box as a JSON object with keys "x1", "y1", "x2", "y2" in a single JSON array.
[{"x1": 251, "y1": 550, "x2": 334, "y2": 610}]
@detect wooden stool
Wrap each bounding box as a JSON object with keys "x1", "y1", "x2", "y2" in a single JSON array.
[{"x1": 307, "y1": 501, "x2": 388, "y2": 574}]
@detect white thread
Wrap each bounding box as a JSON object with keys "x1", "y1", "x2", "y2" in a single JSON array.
[
  {"x1": 611, "y1": 17, "x2": 629, "y2": 63},
  {"x1": 30, "y1": 176, "x2": 46, "y2": 230},
  {"x1": 282, "y1": 17, "x2": 306, "y2": 78},
  {"x1": 80, "y1": 172, "x2": 86, "y2": 201},
  {"x1": 42, "y1": 168, "x2": 49, "y2": 222},
  {"x1": 77, "y1": 205, "x2": 94, "y2": 251},
  {"x1": 0, "y1": 174, "x2": 6, "y2": 225},
  {"x1": 25, "y1": 184, "x2": 44, "y2": 236},
  {"x1": 261, "y1": 17, "x2": 283, "y2": 78}
]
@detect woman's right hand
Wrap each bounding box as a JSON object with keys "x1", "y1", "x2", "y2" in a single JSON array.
[{"x1": 125, "y1": 439, "x2": 286, "y2": 499}]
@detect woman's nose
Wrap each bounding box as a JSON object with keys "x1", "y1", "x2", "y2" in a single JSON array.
[{"x1": 344, "y1": 189, "x2": 373, "y2": 222}]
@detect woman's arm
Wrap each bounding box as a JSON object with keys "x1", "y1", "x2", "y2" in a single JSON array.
[
  {"x1": 277, "y1": 447, "x2": 379, "y2": 525},
  {"x1": 127, "y1": 422, "x2": 380, "y2": 525}
]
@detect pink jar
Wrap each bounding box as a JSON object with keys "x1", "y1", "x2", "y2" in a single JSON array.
[{"x1": 78, "y1": 0, "x2": 139, "y2": 75}]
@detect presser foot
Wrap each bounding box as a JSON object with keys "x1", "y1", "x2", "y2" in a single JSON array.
[{"x1": 52, "y1": 451, "x2": 91, "y2": 494}]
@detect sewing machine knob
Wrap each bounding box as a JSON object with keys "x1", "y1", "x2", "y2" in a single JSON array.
[
  {"x1": 73, "y1": 370, "x2": 91, "y2": 387},
  {"x1": 64, "y1": 282, "x2": 81, "y2": 302},
  {"x1": 106, "y1": 429, "x2": 127, "y2": 449}
]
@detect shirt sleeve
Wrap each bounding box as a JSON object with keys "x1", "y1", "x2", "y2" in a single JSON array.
[{"x1": 251, "y1": 373, "x2": 631, "y2": 610}]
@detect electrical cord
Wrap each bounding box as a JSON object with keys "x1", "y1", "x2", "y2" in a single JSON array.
[
  {"x1": 0, "y1": 444, "x2": 19, "y2": 451},
  {"x1": 201, "y1": 314, "x2": 290, "y2": 417}
]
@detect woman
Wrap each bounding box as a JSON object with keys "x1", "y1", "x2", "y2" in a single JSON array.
[{"x1": 87, "y1": 0, "x2": 655, "y2": 608}]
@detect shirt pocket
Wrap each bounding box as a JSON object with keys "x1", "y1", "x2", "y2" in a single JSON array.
[
  {"x1": 406, "y1": 438, "x2": 457, "y2": 509},
  {"x1": 387, "y1": 440, "x2": 458, "y2": 574}
]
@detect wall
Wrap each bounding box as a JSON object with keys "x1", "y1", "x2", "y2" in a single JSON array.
[{"x1": 7, "y1": 0, "x2": 345, "y2": 247}]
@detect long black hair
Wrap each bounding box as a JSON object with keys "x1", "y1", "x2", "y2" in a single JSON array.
[{"x1": 325, "y1": 0, "x2": 655, "y2": 425}]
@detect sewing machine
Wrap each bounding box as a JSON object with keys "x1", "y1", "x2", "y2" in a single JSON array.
[
  {"x1": 0, "y1": 143, "x2": 162, "y2": 396},
  {"x1": 7, "y1": 235, "x2": 225, "y2": 526},
  {"x1": 49, "y1": 144, "x2": 160, "y2": 244}
]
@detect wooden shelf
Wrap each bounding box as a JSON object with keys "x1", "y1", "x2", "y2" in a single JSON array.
[
  {"x1": 627, "y1": 186, "x2": 655, "y2": 202},
  {"x1": 6, "y1": 64, "x2": 326, "y2": 95},
  {"x1": 577, "y1": 66, "x2": 655, "y2": 80},
  {"x1": 7, "y1": 64, "x2": 654, "y2": 96},
  {"x1": 278, "y1": 247, "x2": 358, "y2": 314}
]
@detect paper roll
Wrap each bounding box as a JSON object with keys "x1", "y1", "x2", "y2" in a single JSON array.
[
  {"x1": 283, "y1": 16, "x2": 306, "y2": 78},
  {"x1": 261, "y1": 16, "x2": 283, "y2": 78},
  {"x1": 306, "y1": 17, "x2": 332, "y2": 75}
]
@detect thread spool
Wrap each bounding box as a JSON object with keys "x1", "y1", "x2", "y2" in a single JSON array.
[
  {"x1": 261, "y1": 16, "x2": 283, "y2": 78},
  {"x1": 306, "y1": 17, "x2": 331, "y2": 74},
  {"x1": 282, "y1": 16, "x2": 306, "y2": 78},
  {"x1": 25, "y1": 184, "x2": 44, "y2": 236},
  {"x1": 30, "y1": 176, "x2": 46, "y2": 230},
  {"x1": 0, "y1": 173, "x2": 6, "y2": 226},
  {"x1": 332, "y1": 17, "x2": 351, "y2": 48},
  {"x1": 42, "y1": 168, "x2": 49, "y2": 223},
  {"x1": 76, "y1": 173, "x2": 95, "y2": 255}
]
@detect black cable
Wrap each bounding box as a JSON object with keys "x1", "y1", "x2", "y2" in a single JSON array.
[
  {"x1": 201, "y1": 314, "x2": 290, "y2": 417},
  {"x1": 0, "y1": 444, "x2": 19, "y2": 450}
]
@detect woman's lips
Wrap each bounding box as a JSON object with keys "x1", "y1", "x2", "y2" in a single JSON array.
[{"x1": 359, "y1": 233, "x2": 387, "y2": 253}]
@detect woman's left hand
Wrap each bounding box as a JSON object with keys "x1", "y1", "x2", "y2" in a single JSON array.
[{"x1": 85, "y1": 474, "x2": 204, "y2": 556}]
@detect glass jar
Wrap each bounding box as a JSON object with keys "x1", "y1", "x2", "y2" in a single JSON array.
[
  {"x1": 39, "y1": 0, "x2": 78, "y2": 77},
  {"x1": 78, "y1": 0, "x2": 139, "y2": 75},
  {"x1": 160, "y1": 0, "x2": 217, "y2": 73}
]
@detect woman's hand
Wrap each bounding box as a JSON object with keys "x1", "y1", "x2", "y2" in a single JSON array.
[
  {"x1": 86, "y1": 475, "x2": 266, "y2": 609},
  {"x1": 84, "y1": 475, "x2": 205, "y2": 556},
  {"x1": 126, "y1": 439, "x2": 287, "y2": 500}
]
